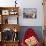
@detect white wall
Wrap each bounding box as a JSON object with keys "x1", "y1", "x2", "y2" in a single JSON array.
[
  {"x1": 0, "y1": 0, "x2": 44, "y2": 26},
  {"x1": 18, "y1": 0, "x2": 44, "y2": 26}
]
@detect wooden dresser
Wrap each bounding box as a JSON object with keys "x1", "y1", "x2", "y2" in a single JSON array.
[{"x1": 0, "y1": 7, "x2": 20, "y2": 46}]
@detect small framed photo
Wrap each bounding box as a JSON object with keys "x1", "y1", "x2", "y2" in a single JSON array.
[
  {"x1": 23, "y1": 8, "x2": 37, "y2": 19},
  {"x1": 2, "y1": 10, "x2": 9, "y2": 15},
  {"x1": 9, "y1": 10, "x2": 18, "y2": 15}
]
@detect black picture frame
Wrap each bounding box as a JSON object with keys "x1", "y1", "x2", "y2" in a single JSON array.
[{"x1": 23, "y1": 8, "x2": 37, "y2": 19}]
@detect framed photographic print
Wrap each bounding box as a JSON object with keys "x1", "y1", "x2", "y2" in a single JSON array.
[
  {"x1": 23, "y1": 8, "x2": 37, "y2": 19},
  {"x1": 2, "y1": 10, "x2": 9, "y2": 15},
  {"x1": 9, "y1": 10, "x2": 18, "y2": 15}
]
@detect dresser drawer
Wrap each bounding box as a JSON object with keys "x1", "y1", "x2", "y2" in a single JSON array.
[{"x1": 2, "y1": 41, "x2": 19, "y2": 46}]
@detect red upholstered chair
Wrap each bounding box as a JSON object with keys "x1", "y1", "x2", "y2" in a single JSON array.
[{"x1": 21, "y1": 28, "x2": 41, "y2": 46}]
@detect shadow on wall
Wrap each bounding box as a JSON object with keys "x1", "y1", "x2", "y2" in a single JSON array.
[{"x1": 18, "y1": 26, "x2": 43, "y2": 44}]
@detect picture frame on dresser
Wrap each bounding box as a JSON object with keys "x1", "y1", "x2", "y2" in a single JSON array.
[
  {"x1": 2, "y1": 10, "x2": 9, "y2": 15},
  {"x1": 9, "y1": 10, "x2": 18, "y2": 15}
]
